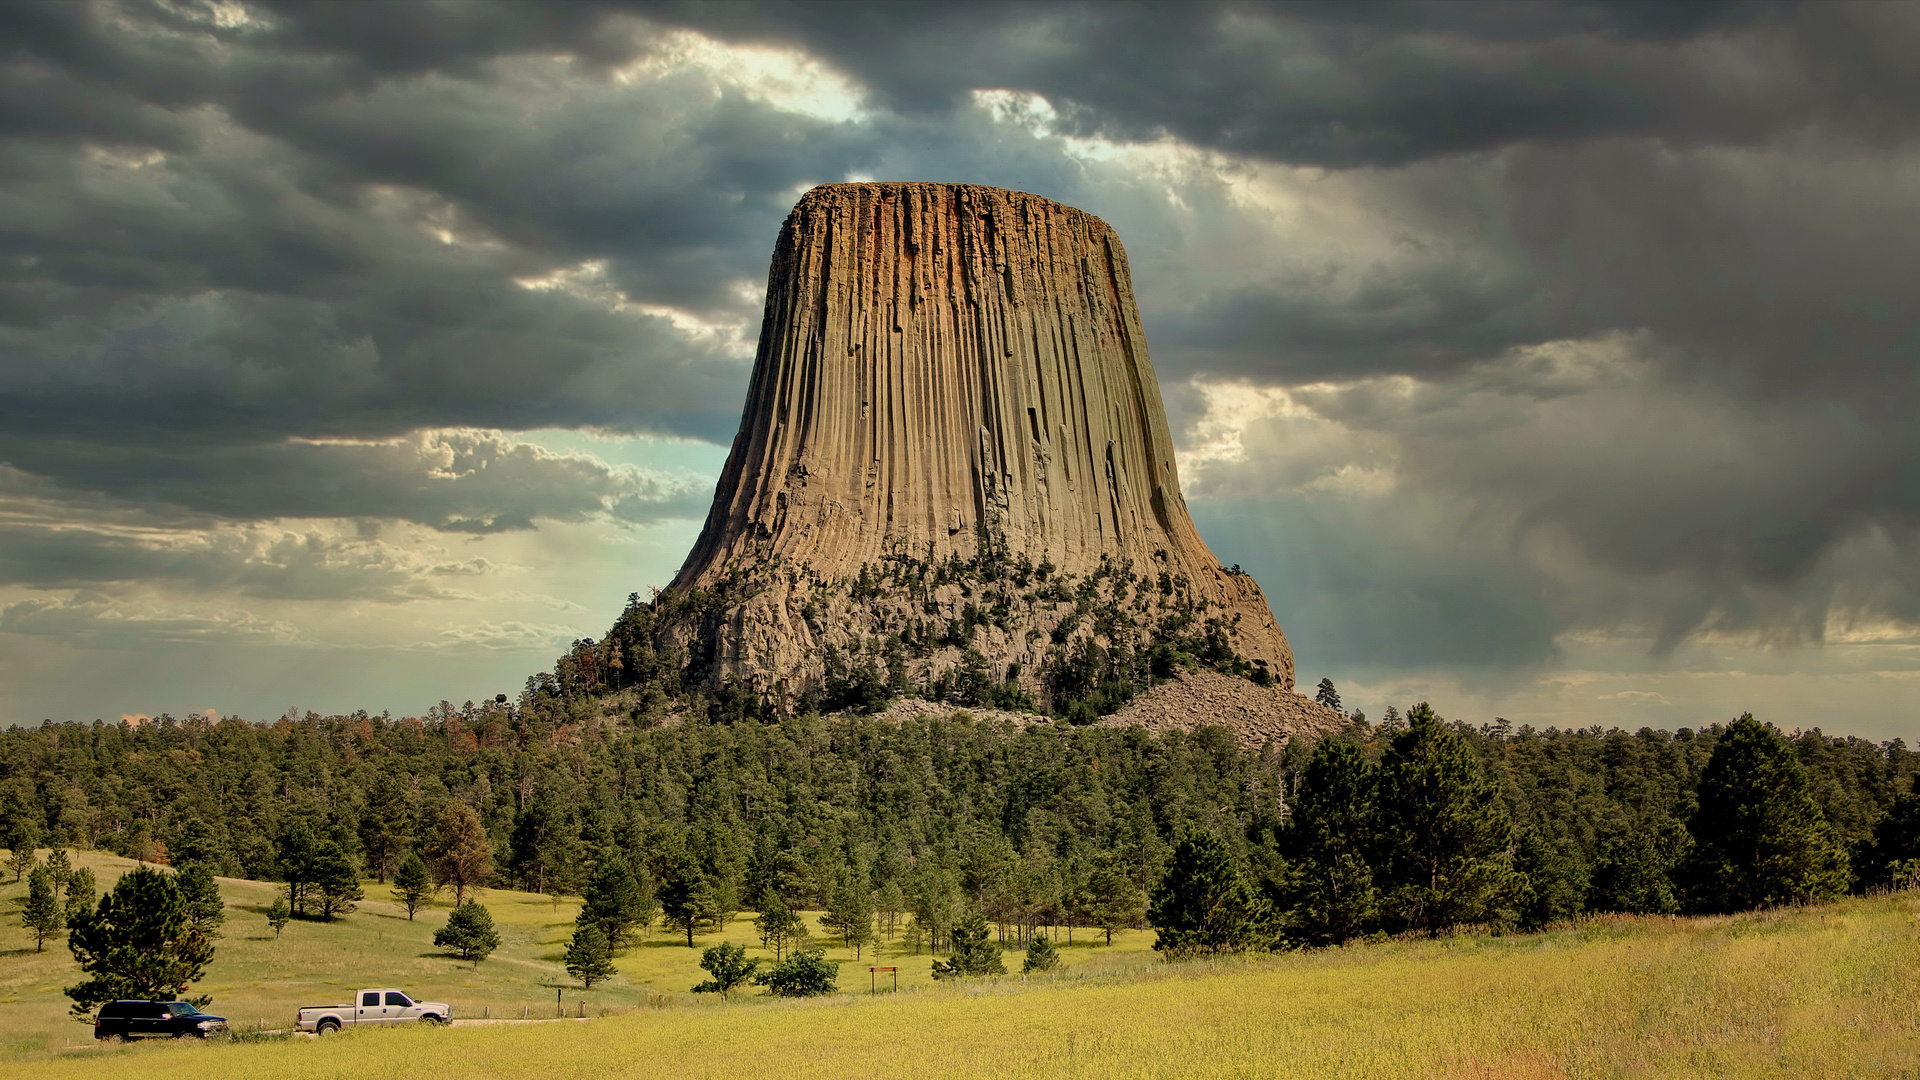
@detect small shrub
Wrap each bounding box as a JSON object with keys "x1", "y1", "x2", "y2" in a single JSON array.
[{"x1": 755, "y1": 949, "x2": 839, "y2": 997}]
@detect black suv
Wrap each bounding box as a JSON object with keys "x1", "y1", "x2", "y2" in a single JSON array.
[{"x1": 94, "y1": 1000, "x2": 230, "y2": 1040}]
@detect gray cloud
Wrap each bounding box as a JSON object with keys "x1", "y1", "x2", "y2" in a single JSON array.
[{"x1": 6, "y1": 0, "x2": 1920, "y2": 724}]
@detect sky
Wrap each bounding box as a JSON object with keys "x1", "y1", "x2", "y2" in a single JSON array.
[{"x1": 3, "y1": 0, "x2": 1919, "y2": 741}]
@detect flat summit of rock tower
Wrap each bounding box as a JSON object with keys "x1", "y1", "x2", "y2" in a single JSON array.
[{"x1": 650, "y1": 182, "x2": 1295, "y2": 711}]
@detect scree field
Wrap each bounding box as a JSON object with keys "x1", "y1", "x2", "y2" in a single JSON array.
[{"x1": 3, "y1": 851, "x2": 1917, "y2": 1078}]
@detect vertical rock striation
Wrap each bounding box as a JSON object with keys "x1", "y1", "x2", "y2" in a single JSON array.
[{"x1": 659, "y1": 182, "x2": 1293, "y2": 704}]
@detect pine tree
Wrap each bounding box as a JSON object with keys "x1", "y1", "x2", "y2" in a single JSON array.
[
  {"x1": 691, "y1": 941, "x2": 761, "y2": 998},
  {"x1": 65, "y1": 865, "x2": 215, "y2": 1014},
  {"x1": 392, "y1": 851, "x2": 435, "y2": 920},
  {"x1": 171, "y1": 818, "x2": 227, "y2": 871},
  {"x1": 1314, "y1": 678, "x2": 1341, "y2": 712},
  {"x1": 1084, "y1": 858, "x2": 1147, "y2": 945},
  {"x1": 276, "y1": 821, "x2": 322, "y2": 917},
  {"x1": 931, "y1": 911, "x2": 1005, "y2": 978},
  {"x1": 1374, "y1": 703, "x2": 1516, "y2": 936},
  {"x1": 426, "y1": 803, "x2": 493, "y2": 906},
  {"x1": 174, "y1": 862, "x2": 226, "y2": 946},
  {"x1": 660, "y1": 862, "x2": 720, "y2": 948},
  {"x1": 753, "y1": 891, "x2": 807, "y2": 960},
  {"x1": 1148, "y1": 829, "x2": 1263, "y2": 956},
  {"x1": 22, "y1": 863, "x2": 63, "y2": 952},
  {"x1": 1277, "y1": 735, "x2": 1378, "y2": 945},
  {"x1": 1512, "y1": 828, "x2": 1587, "y2": 930},
  {"x1": 433, "y1": 902, "x2": 500, "y2": 968},
  {"x1": 1685, "y1": 714, "x2": 1846, "y2": 911},
  {"x1": 578, "y1": 854, "x2": 646, "y2": 950},
  {"x1": 563, "y1": 923, "x2": 616, "y2": 989},
  {"x1": 1868, "y1": 773, "x2": 1920, "y2": 887},
  {"x1": 45, "y1": 848, "x2": 72, "y2": 900},
  {"x1": 4, "y1": 818, "x2": 39, "y2": 883},
  {"x1": 360, "y1": 773, "x2": 416, "y2": 884},
  {"x1": 64, "y1": 867, "x2": 95, "y2": 925},
  {"x1": 266, "y1": 896, "x2": 292, "y2": 939},
  {"x1": 1021, "y1": 933, "x2": 1059, "y2": 974},
  {"x1": 311, "y1": 841, "x2": 364, "y2": 920},
  {"x1": 1588, "y1": 822, "x2": 1683, "y2": 914},
  {"x1": 819, "y1": 882, "x2": 876, "y2": 959}
]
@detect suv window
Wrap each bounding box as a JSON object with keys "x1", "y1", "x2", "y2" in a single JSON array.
[
  {"x1": 166, "y1": 1003, "x2": 199, "y2": 1016},
  {"x1": 385, "y1": 993, "x2": 411, "y2": 1007},
  {"x1": 361, "y1": 993, "x2": 380, "y2": 1007},
  {"x1": 100, "y1": 1002, "x2": 130, "y2": 1018}
]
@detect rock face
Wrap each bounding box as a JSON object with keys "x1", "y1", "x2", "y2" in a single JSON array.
[{"x1": 660, "y1": 182, "x2": 1293, "y2": 706}]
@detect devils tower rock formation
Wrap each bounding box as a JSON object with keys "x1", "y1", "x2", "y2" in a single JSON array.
[{"x1": 639, "y1": 182, "x2": 1294, "y2": 713}]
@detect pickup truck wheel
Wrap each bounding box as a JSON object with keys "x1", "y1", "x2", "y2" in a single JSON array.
[
  {"x1": 419, "y1": 1015, "x2": 445, "y2": 1026},
  {"x1": 316, "y1": 1020, "x2": 339, "y2": 1037}
]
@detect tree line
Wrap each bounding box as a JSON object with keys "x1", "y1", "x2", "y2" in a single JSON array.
[{"x1": 6, "y1": 688, "x2": 1919, "y2": 973}]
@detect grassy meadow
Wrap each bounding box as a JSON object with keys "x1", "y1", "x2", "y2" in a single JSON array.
[
  {"x1": 5, "y1": 850, "x2": 1919, "y2": 1077},
  {"x1": 0, "y1": 849, "x2": 1159, "y2": 1051}
]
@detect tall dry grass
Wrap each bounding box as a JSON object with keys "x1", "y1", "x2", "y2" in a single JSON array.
[{"x1": 11, "y1": 890, "x2": 1917, "y2": 1079}]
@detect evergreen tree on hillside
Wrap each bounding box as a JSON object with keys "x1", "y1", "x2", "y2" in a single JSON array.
[
  {"x1": 564, "y1": 923, "x2": 616, "y2": 988},
  {"x1": 931, "y1": 911, "x2": 1005, "y2": 978},
  {"x1": 1022, "y1": 933, "x2": 1060, "y2": 973},
  {"x1": 276, "y1": 821, "x2": 322, "y2": 917},
  {"x1": 754, "y1": 891, "x2": 808, "y2": 960},
  {"x1": 820, "y1": 881, "x2": 876, "y2": 958},
  {"x1": 1685, "y1": 714, "x2": 1847, "y2": 911},
  {"x1": 1588, "y1": 821, "x2": 1684, "y2": 914},
  {"x1": 45, "y1": 848, "x2": 72, "y2": 900},
  {"x1": 427, "y1": 803, "x2": 493, "y2": 906},
  {"x1": 1276, "y1": 735, "x2": 1378, "y2": 945},
  {"x1": 660, "y1": 860, "x2": 720, "y2": 948},
  {"x1": 434, "y1": 902, "x2": 500, "y2": 969},
  {"x1": 266, "y1": 897, "x2": 291, "y2": 939},
  {"x1": 1374, "y1": 703, "x2": 1516, "y2": 936},
  {"x1": 171, "y1": 819, "x2": 227, "y2": 871},
  {"x1": 578, "y1": 854, "x2": 649, "y2": 950},
  {"x1": 1314, "y1": 679, "x2": 1341, "y2": 712},
  {"x1": 5, "y1": 817, "x2": 39, "y2": 882},
  {"x1": 360, "y1": 774, "x2": 415, "y2": 883},
  {"x1": 175, "y1": 861, "x2": 226, "y2": 944},
  {"x1": 392, "y1": 851, "x2": 435, "y2": 920},
  {"x1": 1148, "y1": 829, "x2": 1264, "y2": 956},
  {"x1": 22, "y1": 863, "x2": 63, "y2": 952},
  {"x1": 1084, "y1": 856, "x2": 1147, "y2": 945},
  {"x1": 1865, "y1": 773, "x2": 1920, "y2": 888},
  {"x1": 66, "y1": 865, "x2": 215, "y2": 1013},
  {"x1": 1511, "y1": 828, "x2": 1587, "y2": 930},
  {"x1": 311, "y1": 841, "x2": 364, "y2": 920},
  {"x1": 64, "y1": 867, "x2": 95, "y2": 925}
]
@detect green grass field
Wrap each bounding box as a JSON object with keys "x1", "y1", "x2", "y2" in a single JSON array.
[
  {"x1": 5, "y1": 851, "x2": 1919, "y2": 1077},
  {"x1": 0, "y1": 850, "x2": 1160, "y2": 1051}
]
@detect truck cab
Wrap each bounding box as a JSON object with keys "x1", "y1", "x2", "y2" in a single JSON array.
[{"x1": 296, "y1": 989, "x2": 450, "y2": 1034}]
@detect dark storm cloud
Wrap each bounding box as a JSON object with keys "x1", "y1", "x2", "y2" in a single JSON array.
[
  {"x1": 6, "y1": 0, "x2": 1920, "y2": 676},
  {"x1": 661, "y1": 1, "x2": 1919, "y2": 164}
]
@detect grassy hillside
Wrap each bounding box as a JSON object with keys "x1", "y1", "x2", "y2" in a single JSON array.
[
  {"x1": 6, "y1": 852, "x2": 1919, "y2": 1077},
  {"x1": 0, "y1": 850, "x2": 1158, "y2": 1054}
]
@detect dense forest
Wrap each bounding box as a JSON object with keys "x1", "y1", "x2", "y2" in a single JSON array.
[{"x1": 5, "y1": 679, "x2": 1919, "y2": 950}]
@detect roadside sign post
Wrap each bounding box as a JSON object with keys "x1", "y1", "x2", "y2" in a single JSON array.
[{"x1": 869, "y1": 966, "x2": 898, "y2": 994}]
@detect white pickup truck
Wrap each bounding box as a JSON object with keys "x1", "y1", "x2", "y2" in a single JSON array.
[{"x1": 296, "y1": 989, "x2": 451, "y2": 1034}]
